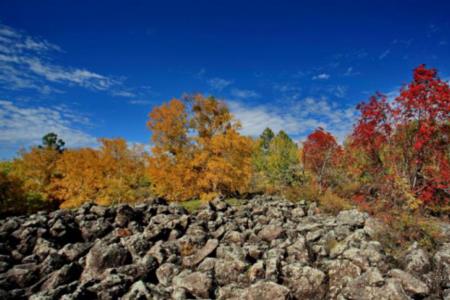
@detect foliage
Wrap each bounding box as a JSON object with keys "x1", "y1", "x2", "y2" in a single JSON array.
[
  {"x1": 317, "y1": 190, "x2": 353, "y2": 214},
  {"x1": 10, "y1": 147, "x2": 61, "y2": 202},
  {"x1": 52, "y1": 138, "x2": 150, "y2": 208},
  {"x1": 350, "y1": 65, "x2": 450, "y2": 212},
  {"x1": 303, "y1": 127, "x2": 342, "y2": 190},
  {"x1": 40, "y1": 132, "x2": 65, "y2": 152},
  {"x1": 253, "y1": 129, "x2": 301, "y2": 192},
  {"x1": 1, "y1": 64, "x2": 448, "y2": 227},
  {"x1": 0, "y1": 161, "x2": 54, "y2": 216},
  {"x1": 147, "y1": 95, "x2": 254, "y2": 201},
  {"x1": 371, "y1": 210, "x2": 442, "y2": 254}
]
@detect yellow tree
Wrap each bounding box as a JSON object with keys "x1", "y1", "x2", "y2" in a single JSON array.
[
  {"x1": 147, "y1": 98, "x2": 197, "y2": 201},
  {"x1": 11, "y1": 147, "x2": 61, "y2": 201},
  {"x1": 52, "y1": 148, "x2": 101, "y2": 208},
  {"x1": 53, "y1": 138, "x2": 149, "y2": 208},
  {"x1": 147, "y1": 94, "x2": 253, "y2": 201}
]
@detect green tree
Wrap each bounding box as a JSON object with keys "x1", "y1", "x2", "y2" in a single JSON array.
[
  {"x1": 40, "y1": 133, "x2": 65, "y2": 153},
  {"x1": 260, "y1": 127, "x2": 275, "y2": 153},
  {"x1": 266, "y1": 131, "x2": 300, "y2": 186}
]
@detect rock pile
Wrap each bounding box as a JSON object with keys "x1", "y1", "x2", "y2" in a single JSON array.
[{"x1": 0, "y1": 196, "x2": 449, "y2": 299}]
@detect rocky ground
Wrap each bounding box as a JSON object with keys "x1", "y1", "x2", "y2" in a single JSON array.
[{"x1": 0, "y1": 195, "x2": 449, "y2": 299}]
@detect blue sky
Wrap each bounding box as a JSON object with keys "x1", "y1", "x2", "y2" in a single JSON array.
[{"x1": 1, "y1": 1, "x2": 449, "y2": 158}]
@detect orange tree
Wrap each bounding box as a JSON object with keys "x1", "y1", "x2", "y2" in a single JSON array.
[
  {"x1": 52, "y1": 138, "x2": 150, "y2": 208},
  {"x1": 147, "y1": 94, "x2": 254, "y2": 201}
]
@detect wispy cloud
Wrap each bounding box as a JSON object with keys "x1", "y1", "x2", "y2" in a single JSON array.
[
  {"x1": 312, "y1": 73, "x2": 330, "y2": 80},
  {"x1": 228, "y1": 96, "x2": 357, "y2": 143},
  {"x1": 230, "y1": 88, "x2": 259, "y2": 98},
  {"x1": 331, "y1": 85, "x2": 347, "y2": 98},
  {"x1": 0, "y1": 22, "x2": 134, "y2": 96},
  {"x1": 207, "y1": 77, "x2": 233, "y2": 91},
  {"x1": 344, "y1": 67, "x2": 360, "y2": 76},
  {"x1": 0, "y1": 99, "x2": 97, "y2": 152},
  {"x1": 379, "y1": 49, "x2": 391, "y2": 60}
]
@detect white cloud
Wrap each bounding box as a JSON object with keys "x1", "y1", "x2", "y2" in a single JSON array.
[
  {"x1": 230, "y1": 88, "x2": 259, "y2": 98},
  {"x1": 207, "y1": 77, "x2": 232, "y2": 91},
  {"x1": 331, "y1": 85, "x2": 347, "y2": 98},
  {"x1": 128, "y1": 99, "x2": 151, "y2": 105},
  {"x1": 344, "y1": 67, "x2": 360, "y2": 76},
  {"x1": 379, "y1": 49, "x2": 391, "y2": 60},
  {"x1": 0, "y1": 23, "x2": 122, "y2": 94},
  {"x1": 312, "y1": 73, "x2": 330, "y2": 80},
  {"x1": 0, "y1": 100, "x2": 97, "y2": 151},
  {"x1": 228, "y1": 96, "x2": 357, "y2": 143}
]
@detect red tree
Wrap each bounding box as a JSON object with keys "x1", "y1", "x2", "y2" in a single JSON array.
[
  {"x1": 394, "y1": 64, "x2": 450, "y2": 203},
  {"x1": 303, "y1": 127, "x2": 342, "y2": 188},
  {"x1": 350, "y1": 65, "x2": 450, "y2": 206},
  {"x1": 350, "y1": 93, "x2": 393, "y2": 172}
]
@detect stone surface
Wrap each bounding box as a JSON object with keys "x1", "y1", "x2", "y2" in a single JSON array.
[
  {"x1": 389, "y1": 268, "x2": 430, "y2": 297},
  {"x1": 0, "y1": 195, "x2": 448, "y2": 299}
]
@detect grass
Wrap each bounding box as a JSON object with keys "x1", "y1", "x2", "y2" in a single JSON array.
[
  {"x1": 178, "y1": 197, "x2": 244, "y2": 213},
  {"x1": 179, "y1": 199, "x2": 204, "y2": 213},
  {"x1": 225, "y1": 197, "x2": 243, "y2": 207}
]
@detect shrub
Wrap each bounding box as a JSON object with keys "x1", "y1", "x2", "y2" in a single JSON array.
[{"x1": 318, "y1": 190, "x2": 353, "y2": 214}]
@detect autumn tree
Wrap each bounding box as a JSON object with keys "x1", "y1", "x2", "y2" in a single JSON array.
[
  {"x1": 265, "y1": 131, "x2": 300, "y2": 186},
  {"x1": 10, "y1": 133, "x2": 65, "y2": 201},
  {"x1": 52, "y1": 138, "x2": 150, "y2": 208},
  {"x1": 147, "y1": 94, "x2": 254, "y2": 201},
  {"x1": 393, "y1": 65, "x2": 450, "y2": 204},
  {"x1": 350, "y1": 65, "x2": 450, "y2": 208},
  {"x1": 303, "y1": 127, "x2": 342, "y2": 190},
  {"x1": 0, "y1": 161, "x2": 27, "y2": 216},
  {"x1": 252, "y1": 129, "x2": 300, "y2": 190}
]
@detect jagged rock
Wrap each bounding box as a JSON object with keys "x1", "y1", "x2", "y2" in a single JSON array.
[
  {"x1": 389, "y1": 268, "x2": 430, "y2": 297},
  {"x1": 326, "y1": 259, "x2": 362, "y2": 298},
  {"x1": 434, "y1": 243, "x2": 450, "y2": 288},
  {"x1": 58, "y1": 242, "x2": 92, "y2": 261},
  {"x1": 242, "y1": 281, "x2": 290, "y2": 300},
  {"x1": 364, "y1": 217, "x2": 386, "y2": 238},
  {"x1": 258, "y1": 224, "x2": 284, "y2": 242},
  {"x1": 122, "y1": 280, "x2": 152, "y2": 300},
  {"x1": 90, "y1": 205, "x2": 109, "y2": 217},
  {"x1": 215, "y1": 258, "x2": 247, "y2": 285},
  {"x1": 33, "y1": 237, "x2": 57, "y2": 259},
  {"x1": 0, "y1": 195, "x2": 448, "y2": 299},
  {"x1": 39, "y1": 252, "x2": 67, "y2": 275},
  {"x1": 403, "y1": 242, "x2": 431, "y2": 274},
  {"x1": 41, "y1": 262, "x2": 82, "y2": 290},
  {"x1": 81, "y1": 239, "x2": 131, "y2": 282},
  {"x1": 337, "y1": 209, "x2": 368, "y2": 227},
  {"x1": 156, "y1": 262, "x2": 180, "y2": 286},
  {"x1": 265, "y1": 248, "x2": 283, "y2": 281},
  {"x1": 247, "y1": 260, "x2": 265, "y2": 283},
  {"x1": 182, "y1": 238, "x2": 218, "y2": 267},
  {"x1": 281, "y1": 264, "x2": 326, "y2": 299},
  {"x1": 79, "y1": 219, "x2": 112, "y2": 241},
  {"x1": 173, "y1": 271, "x2": 212, "y2": 299},
  {"x1": 91, "y1": 273, "x2": 133, "y2": 300},
  {"x1": 115, "y1": 204, "x2": 137, "y2": 227},
  {"x1": 217, "y1": 283, "x2": 244, "y2": 299},
  {"x1": 6, "y1": 263, "x2": 39, "y2": 288},
  {"x1": 121, "y1": 233, "x2": 152, "y2": 258}
]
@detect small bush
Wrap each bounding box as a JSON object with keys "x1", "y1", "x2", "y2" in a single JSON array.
[
  {"x1": 373, "y1": 210, "x2": 442, "y2": 255},
  {"x1": 283, "y1": 184, "x2": 321, "y2": 203},
  {"x1": 318, "y1": 190, "x2": 353, "y2": 214}
]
